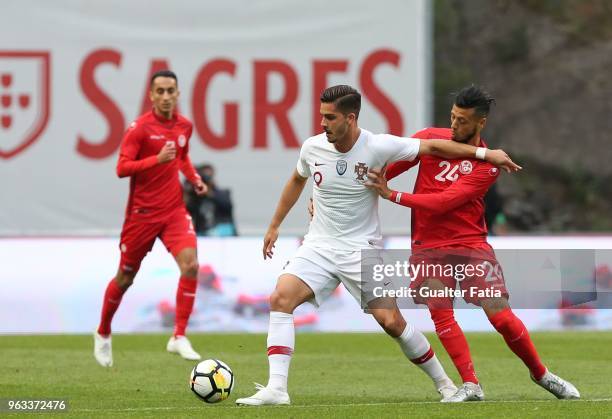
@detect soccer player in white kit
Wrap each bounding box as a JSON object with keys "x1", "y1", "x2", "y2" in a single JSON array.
[{"x1": 236, "y1": 85, "x2": 521, "y2": 406}]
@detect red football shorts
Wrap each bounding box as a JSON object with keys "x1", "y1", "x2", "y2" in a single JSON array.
[
  {"x1": 118, "y1": 207, "x2": 196, "y2": 273},
  {"x1": 408, "y1": 243, "x2": 508, "y2": 307}
]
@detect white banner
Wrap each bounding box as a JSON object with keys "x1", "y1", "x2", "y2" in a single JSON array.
[
  {"x1": 0, "y1": 0, "x2": 430, "y2": 235},
  {"x1": 1, "y1": 236, "x2": 611, "y2": 334}
]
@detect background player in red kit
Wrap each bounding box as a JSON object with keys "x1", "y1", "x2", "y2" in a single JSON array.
[
  {"x1": 94, "y1": 70, "x2": 207, "y2": 367},
  {"x1": 366, "y1": 85, "x2": 580, "y2": 401}
]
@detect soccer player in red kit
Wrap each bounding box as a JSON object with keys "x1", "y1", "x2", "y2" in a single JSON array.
[
  {"x1": 94, "y1": 70, "x2": 208, "y2": 367},
  {"x1": 366, "y1": 85, "x2": 580, "y2": 401}
]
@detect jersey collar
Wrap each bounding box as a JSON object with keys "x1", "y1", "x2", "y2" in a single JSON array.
[{"x1": 151, "y1": 109, "x2": 178, "y2": 124}]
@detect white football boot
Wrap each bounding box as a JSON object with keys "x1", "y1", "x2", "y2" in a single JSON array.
[
  {"x1": 437, "y1": 381, "x2": 458, "y2": 401},
  {"x1": 167, "y1": 335, "x2": 201, "y2": 361},
  {"x1": 93, "y1": 332, "x2": 113, "y2": 367},
  {"x1": 532, "y1": 369, "x2": 580, "y2": 399},
  {"x1": 441, "y1": 382, "x2": 484, "y2": 402},
  {"x1": 236, "y1": 383, "x2": 291, "y2": 406}
]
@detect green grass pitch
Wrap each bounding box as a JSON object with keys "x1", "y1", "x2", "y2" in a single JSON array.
[{"x1": 1, "y1": 332, "x2": 610, "y2": 418}]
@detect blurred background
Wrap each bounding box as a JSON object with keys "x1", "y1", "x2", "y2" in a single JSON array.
[
  {"x1": 433, "y1": 0, "x2": 612, "y2": 233},
  {"x1": 1, "y1": 0, "x2": 611, "y2": 334}
]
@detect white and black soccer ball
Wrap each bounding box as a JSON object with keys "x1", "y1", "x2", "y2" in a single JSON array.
[{"x1": 189, "y1": 359, "x2": 235, "y2": 403}]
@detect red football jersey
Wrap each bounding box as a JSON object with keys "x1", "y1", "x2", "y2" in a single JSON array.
[
  {"x1": 386, "y1": 127, "x2": 500, "y2": 249},
  {"x1": 117, "y1": 110, "x2": 196, "y2": 222}
]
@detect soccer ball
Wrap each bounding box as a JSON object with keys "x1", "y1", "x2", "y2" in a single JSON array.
[{"x1": 189, "y1": 359, "x2": 235, "y2": 403}]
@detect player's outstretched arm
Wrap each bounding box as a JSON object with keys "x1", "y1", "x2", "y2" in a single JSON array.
[
  {"x1": 418, "y1": 140, "x2": 522, "y2": 173},
  {"x1": 367, "y1": 166, "x2": 498, "y2": 214},
  {"x1": 263, "y1": 169, "x2": 308, "y2": 259}
]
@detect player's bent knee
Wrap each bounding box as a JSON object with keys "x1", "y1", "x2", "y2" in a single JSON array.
[
  {"x1": 374, "y1": 311, "x2": 405, "y2": 338},
  {"x1": 180, "y1": 260, "x2": 199, "y2": 277},
  {"x1": 481, "y1": 297, "x2": 510, "y2": 317},
  {"x1": 115, "y1": 271, "x2": 135, "y2": 289},
  {"x1": 269, "y1": 290, "x2": 297, "y2": 314}
]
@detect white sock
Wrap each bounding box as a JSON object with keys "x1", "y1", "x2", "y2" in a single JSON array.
[
  {"x1": 266, "y1": 311, "x2": 294, "y2": 392},
  {"x1": 395, "y1": 323, "x2": 451, "y2": 389}
]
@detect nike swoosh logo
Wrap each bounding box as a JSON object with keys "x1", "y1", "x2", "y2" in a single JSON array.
[
  {"x1": 314, "y1": 162, "x2": 325, "y2": 166},
  {"x1": 383, "y1": 281, "x2": 391, "y2": 286}
]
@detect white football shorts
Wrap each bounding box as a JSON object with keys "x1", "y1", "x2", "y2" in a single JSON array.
[{"x1": 281, "y1": 244, "x2": 380, "y2": 308}]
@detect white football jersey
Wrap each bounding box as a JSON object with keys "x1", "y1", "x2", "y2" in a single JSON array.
[{"x1": 297, "y1": 128, "x2": 420, "y2": 250}]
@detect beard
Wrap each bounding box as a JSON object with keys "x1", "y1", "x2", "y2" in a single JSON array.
[
  {"x1": 325, "y1": 123, "x2": 348, "y2": 143},
  {"x1": 452, "y1": 128, "x2": 477, "y2": 143}
]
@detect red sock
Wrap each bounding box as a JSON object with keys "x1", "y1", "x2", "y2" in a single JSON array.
[
  {"x1": 488, "y1": 308, "x2": 546, "y2": 380},
  {"x1": 430, "y1": 308, "x2": 479, "y2": 384},
  {"x1": 174, "y1": 276, "x2": 198, "y2": 337},
  {"x1": 97, "y1": 278, "x2": 126, "y2": 336}
]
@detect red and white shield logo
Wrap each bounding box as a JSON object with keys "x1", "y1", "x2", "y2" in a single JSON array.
[{"x1": 0, "y1": 51, "x2": 51, "y2": 159}]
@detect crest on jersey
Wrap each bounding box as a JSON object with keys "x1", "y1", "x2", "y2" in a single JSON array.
[
  {"x1": 354, "y1": 162, "x2": 368, "y2": 181},
  {"x1": 489, "y1": 167, "x2": 499, "y2": 176},
  {"x1": 178, "y1": 134, "x2": 186, "y2": 148},
  {"x1": 336, "y1": 160, "x2": 347, "y2": 175},
  {"x1": 459, "y1": 160, "x2": 473, "y2": 174}
]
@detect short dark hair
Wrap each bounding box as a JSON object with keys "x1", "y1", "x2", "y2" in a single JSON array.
[
  {"x1": 150, "y1": 69, "x2": 178, "y2": 88},
  {"x1": 320, "y1": 85, "x2": 361, "y2": 119},
  {"x1": 454, "y1": 85, "x2": 495, "y2": 118}
]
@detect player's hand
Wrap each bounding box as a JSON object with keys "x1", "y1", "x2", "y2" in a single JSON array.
[
  {"x1": 365, "y1": 168, "x2": 392, "y2": 199},
  {"x1": 308, "y1": 197, "x2": 314, "y2": 221},
  {"x1": 193, "y1": 179, "x2": 208, "y2": 196},
  {"x1": 157, "y1": 141, "x2": 177, "y2": 164},
  {"x1": 263, "y1": 227, "x2": 279, "y2": 260},
  {"x1": 486, "y1": 149, "x2": 522, "y2": 173}
]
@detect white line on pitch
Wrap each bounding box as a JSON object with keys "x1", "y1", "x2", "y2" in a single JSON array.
[{"x1": 71, "y1": 398, "x2": 612, "y2": 412}]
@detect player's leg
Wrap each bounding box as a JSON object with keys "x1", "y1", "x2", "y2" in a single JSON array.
[
  {"x1": 339, "y1": 249, "x2": 456, "y2": 400},
  {"x1": 481, "y1": 296, "x2": 547, "y2": 378},
  {"x1": 470, "y1": 245, "x2": 547, "y2": 381},
  {"x1": 427, "y1": 297, "x2": 484, "y2": 402},
  {"x1": 94, "y1": 269, "x2": 138, "y2": 367},
  {"x1": 468, "y1": 244, "x2": 578, "y2": 398},
  {"x1": 409, "y1": 250, "x2": 483, "y2": 402},
  {"x1": 367, "y1": 299, "x2": 457, "y2": 400},
  {"x1": 95, "y1": 219, "x2": 156, "y2": 367},
  {"x1": 236, "y1": 273, "x2": 315, "y2": 406},
  {"x1": 173, "y1": 247, "x2": 199, "y2": 338},
  {"x1": 481, "y1": 297, "x2": 579, "y2": 399},
  {"x1": 237, "y1": 246, "x2": 336, "y2": 406},
  {"x1": 267, "y1": 274, "x2": 315, "y2": 390},
  {"x1": 425, "y1": 278, "x2": 480, "y2": 386},
  {"x1": 165, "y1": 246, "x2": 201, "y2": 360},
  {"x1": 162, "y1": 209, "x2": 201, "y2": 360},
  {"x1": 97, "y1": 268, "x2": 137, "y2": 338},
  {"x1": 410, "y1": 250, "x2": 480, "y2": 386}
]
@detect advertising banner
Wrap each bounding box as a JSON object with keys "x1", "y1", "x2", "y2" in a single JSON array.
[
  {"x1": 1, "y1": 236, "x2": 611, "y2": 334},
  {"x1": 0, "y1": 0, "x2": 430, "y2": 235}
]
